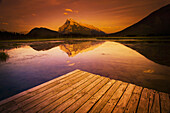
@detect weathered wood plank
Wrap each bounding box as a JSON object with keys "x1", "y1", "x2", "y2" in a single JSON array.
[
  {"x1": 15, "y1": 70, "x2": 83, "y2": 103},
  {"x1": 0, "y1": 70, "x2": 169, "y2": 113},
  {"x1": 124, "y1": 86, "x2": 143, "y2": 113},
  {"x1": 38, "y1": 75, "x2": 106, "y2": 113},
  {"x1": 62, "y1": 78, "x2": 110, "y2": 113},
  {"x1": 151, "y1": 91, "x2": 160, "y2": 113},
  {"x1": 0, "y1": 69, "x2": 80, "y2": 106},
  {"x1": 2, "y1": 70, "x2": 87, "y2": 113},
  {"x1": 21, "y1": 71, "x2": 90, "y2": 112},
  {"x1": 25, "y1": 74, "x2": 98, "y2": 113},
  {"x1": 159, "y1": 92, "x2": 170, "y2": 113},
  {"x1": 89, "y1": 81, "x2": 122, "y2": 113},
  {"x1": 0, "y1": 70, "x2": 81, "y2": 112},
  {"x1": 112, "y1": 84, "x2": 135, "y2": 113},
  {"x1": 137, "y1": 88, "x2": 151, "y2": 113},
  {"x1": 148, "y1": 89, "x2": 154, "y2": 113},
  {"x1": 9, "y1": 108, "x2": 23, "y2": 113},
  {"x1": 75, "y1": 80, "x2": 115, "y2": 113},
  {"x1": 47, "y1": 74, "x2": 103, "y2": 113},
  {"x1": 0, "y1": 101, "x2": 17, "y2": 112},
  {"x1": 97, "y1": 82, "x2": 128, "y2": 113}
]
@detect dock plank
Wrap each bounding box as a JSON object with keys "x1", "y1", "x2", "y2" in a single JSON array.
[
  {"x1": 148, "y1": 89, "x2": 154, "y2": 113},
  {"x1": 159, "y1": 92, "x2": 170, "y2": 113},
  {"x1": 100, "y1": 82, "x2": 128, "y2": 113},
  {"x1": 89, "y1": 81, "x2": 122, "y2": 113},
  {"x1": 47, "y1": 74, "x2": 102, "y2": 113},
  {"x1": 38, "y1": 74, "x2": 106, "y2": 113},
  {"x1": 0, "y1": 69, "x2": 80, "y2": 106},
  {"x1": 137, "y1": 88, "x2": 151, "y2": 113},
  {"x1": 112, "y1": 84, "x2": 135, "y2": 113},
  {"x1": 2, "y1": 70, "x2": 87, "y2": 113},
  {"x1": 0, "y1": 70, "x2": 81, "y2": 112},
  {"x1": 21, "y1": 71, "x2": 90, "y2": 112},
  {"x1": 62, "y1": 78, "x2": 110, "y2": 113},
  {"x1": 0, "y1": 69, "x2": 169, "y2": 113},
  {"x1": 15, "y1": 70, "x2": 83, "y2": 103},
  {"x1": 125, "y1": 86, "x2": 143, "y2": 113},
  {"x1": 150, "y1": 91, "x2": 160, "y2": 113},
  {"x1": 75, "y1": 80, "x2": 115, "y2": 113},
  {"x1": 25, "y1": 74, "x2": 98, "y2": 113}
]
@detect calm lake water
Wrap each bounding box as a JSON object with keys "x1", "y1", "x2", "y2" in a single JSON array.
[{"x1": 0, "y1": 39, "x2": 170, "y2": 101}]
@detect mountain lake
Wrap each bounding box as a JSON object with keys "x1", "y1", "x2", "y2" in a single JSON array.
[{"x1": 0, "y1": 38, "x2": 170, "y2": 101}]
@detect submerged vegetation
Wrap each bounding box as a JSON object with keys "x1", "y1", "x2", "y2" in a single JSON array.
[{"x1": 0, "y1": 52, "x2": 9, "y2": 62}]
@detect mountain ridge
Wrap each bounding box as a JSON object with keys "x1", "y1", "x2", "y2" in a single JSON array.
[{"x1": 109, "y1": 4, "x2": 170, "y2": 36}]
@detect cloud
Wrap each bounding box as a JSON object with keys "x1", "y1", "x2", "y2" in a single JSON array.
[
  {"x1": 64, "y1": 12, "x2": 68, "y2": 15},
  {"x1": 0, "y1": 0, "x2": 2, "y2": 3},
  {"x1": 65, "y1": 9, "x2": 73, "y2": 12},
  {"x1": 64, "y1": 9, "x2": 79, "y2": 15}
]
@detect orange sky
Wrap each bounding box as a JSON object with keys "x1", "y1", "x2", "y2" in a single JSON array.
[{"x1": 0, "y1": 0, "x2": 169, "y2": 33}]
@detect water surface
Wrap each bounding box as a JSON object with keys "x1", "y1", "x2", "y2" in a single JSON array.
[{"x1": 0, "y1": 40, "x2": 169, "y2": 101}]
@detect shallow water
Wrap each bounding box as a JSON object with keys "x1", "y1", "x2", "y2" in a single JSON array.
[{"x1": 0, "y1": 40, "x2": 170, "y2": 101}]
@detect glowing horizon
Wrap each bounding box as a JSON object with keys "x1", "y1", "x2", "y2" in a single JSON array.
[{"x1": 0, "y1": 0, "x2": 169, "y2": 33}]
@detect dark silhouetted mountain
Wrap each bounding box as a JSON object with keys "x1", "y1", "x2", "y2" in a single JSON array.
[
  {"x1": 110, "y1": 4, "x2": 170, "y2": 36},
  {"x1": 59, "y1": 18, "x2": 105, "y2": 35},
  {"x1": 27, "y1": 27, "x2": 60, "y2": 38}
]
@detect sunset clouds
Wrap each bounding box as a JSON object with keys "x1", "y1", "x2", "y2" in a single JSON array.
[
  {"x1": 64, "y1": 13, "x2": 68, "y2": 15},
  {"x1": 0, "y1": 0, "x2": 169, "y2": 33},
  {"x1": 65, "y1": 9, "x2": 73, "y2": 12},
  {"x1": 64, "y1": 9, "x2": 79, "y2": 15}
]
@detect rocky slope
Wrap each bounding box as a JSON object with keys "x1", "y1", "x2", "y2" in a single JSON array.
[{"x1": 59, "y1": 18, "x2": 105, "y2": 35}]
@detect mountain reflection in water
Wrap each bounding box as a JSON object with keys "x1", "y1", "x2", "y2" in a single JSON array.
[
  {"x1": 60, "y1": 41, "x2": 104, "y2": 57},
  {"x1": 30, "y1": 40, "x2": 104, "y2": 57},
  {"x1": 0, "y1": 40, "x2": 169, "y2": 101}
]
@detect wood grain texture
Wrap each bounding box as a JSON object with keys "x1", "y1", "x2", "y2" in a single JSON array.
[{"x1": 0, "y1": 69, "x2": 169, "y2": 113}]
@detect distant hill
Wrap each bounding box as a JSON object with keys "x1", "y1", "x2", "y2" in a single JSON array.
[
  {"x1": 27, "y1": 27, "x2": 60, "y2": 38},
  {"x1": 59, "y1": 18, "x2": 105, "y2": 35},
  {"x1": 109, "y1": 4, "x2": 170, "y2": 36}
]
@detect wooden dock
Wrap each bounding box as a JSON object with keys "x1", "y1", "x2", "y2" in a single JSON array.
[{"x1": 0, "y1": 69, "x2": 169, "y2": 113}]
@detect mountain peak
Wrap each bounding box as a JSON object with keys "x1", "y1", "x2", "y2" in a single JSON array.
[
  {"x1": 66, "y1": 18, "x2": 75, "y2": 22},
  {"x1": 59, "y1": 19, "x2": 105, "y2": 35},
  {"x1": 65, "y1": 18, "x2": 77, "y2": 25}
]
